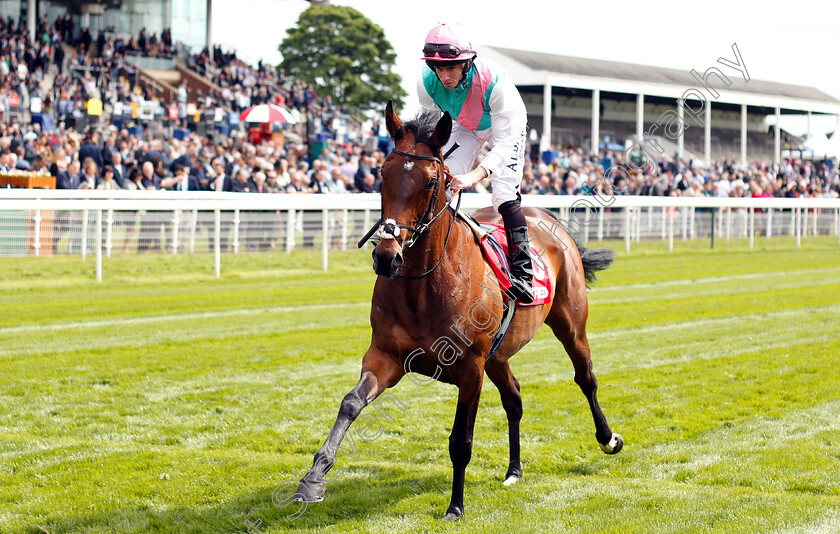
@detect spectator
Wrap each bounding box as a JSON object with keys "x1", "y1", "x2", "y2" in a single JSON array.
[
  {"x1": 57, "y1": 158, "x2": 82, "y2": 190},
  {"x1": 264, "y1": 171, "x2": 283, "y2": 193},
  {"x1": 0, "y1": 151, "x2": 12, "y2": 171},
  {"x1": 53, "y1": 38, "x2": 64, "y2": 74},
  {"x1": 354, "y1": 155, "x2": 375, "y2": 191},
  {"x1": 285, "y1": 170, "x2": 311, "y2": 193},
  {"x1": 230, "y1": 168, "x2": 252, "y2": 192},
  {"x1": 30, "y1": 153, "x2": 49, "y2": 173},
  {"x1": 310, "y1": 169, "x2": 334, "y2": 194},
  {"x1": 209, "y1": 158, "x2": 230, "y2": 191},
  {"x1": 78, "y1": 158, "x2": 98, "y2": 189},
  {"x1": 111, "y1": 151, "x2": 126, "y2": 187},
  {"x1": 97, "y1": 165, "x2": 121, "y2": 190},
  {"x1": 6, "y1": 151, "x2": 19, "y2": 171},
  {"x1": 250, "y1": 170, "x2": 267, "y2": 193},
  {"x1": 329, "y1": 167, "x2": 349, "y2": 193},
  {"x1": 138, "y1": 160, "x2": 158, "y2": 189},
  {"x1": 79, "y1": 132, "x2": 104, "y2": 170},
  {"x1": 161, "y1": 163, "x2": 199, "y2": 191}
]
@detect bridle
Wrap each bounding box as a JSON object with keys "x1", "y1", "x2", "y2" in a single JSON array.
[
  {"x1": 369, "y1": 146, "x2": 462, "y2": 279},
  {"x1": 388, "y1": 148, "x2": 456, "y2": 245}
]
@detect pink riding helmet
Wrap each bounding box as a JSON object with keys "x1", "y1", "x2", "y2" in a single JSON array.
[{"x1": 421, "y1": 22, "x2": 476, "y2": 62}]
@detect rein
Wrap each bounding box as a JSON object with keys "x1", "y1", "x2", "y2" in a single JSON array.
[{"x1": 396, "y1": 186, "x2": 461, "y2": 279}]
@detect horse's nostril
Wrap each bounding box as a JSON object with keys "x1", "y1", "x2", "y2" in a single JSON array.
[{"x1": 392, "y1": 254, "x2": 403, "y2": 271}]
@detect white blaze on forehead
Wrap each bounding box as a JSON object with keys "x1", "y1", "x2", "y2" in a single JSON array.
[{"x1": 404, "y1": 161, "x2": 414, "y2": 171}]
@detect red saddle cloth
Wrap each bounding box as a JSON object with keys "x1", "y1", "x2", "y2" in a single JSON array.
[{"x1": 477, "y1": 224, "x2": 553, "y2": 306}]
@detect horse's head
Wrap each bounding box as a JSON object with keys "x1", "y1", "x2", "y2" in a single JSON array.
[{"x1": 372, "y1": 100, "x2": 452, "y2": 278}]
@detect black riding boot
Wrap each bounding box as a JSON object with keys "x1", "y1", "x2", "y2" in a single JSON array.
[
  {"x1": 505, "y1": 225, "x2": 535, "y2": 303},
  {"x1": 499, "y1": 199, "x2": 534, "y2": 304}
]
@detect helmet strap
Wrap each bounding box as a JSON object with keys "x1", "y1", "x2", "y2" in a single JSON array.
[
  {"x1": 427, "y1": 58, "x2": 474, "y2": 89},
  {"x1": 459, "y1": 59, "x2": 474, "y2": 89}
]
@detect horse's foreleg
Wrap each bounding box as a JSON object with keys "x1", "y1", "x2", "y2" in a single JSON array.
[
  {"x1": 484, "y1": 359, "x2": 523, "y2": 485},
  {"x1": 444, "y1": 374, "x2": 483, "y2": 520},
  {"x1": 296, "y1": 353, "x2": 403, "y2": 503}
]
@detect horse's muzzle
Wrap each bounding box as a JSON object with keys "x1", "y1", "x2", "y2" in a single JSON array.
[{"x1": 372, "y1": 241, "x2": 403, "y2": 278}]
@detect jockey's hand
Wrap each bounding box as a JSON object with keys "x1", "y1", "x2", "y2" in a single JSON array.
[{"x1": 448, "y1": 167, "x2": 488, "y2": 195}]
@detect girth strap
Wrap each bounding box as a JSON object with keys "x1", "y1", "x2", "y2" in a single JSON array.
[{"x1": 488, "y1": 299, "x2": 516, "y2": 360}]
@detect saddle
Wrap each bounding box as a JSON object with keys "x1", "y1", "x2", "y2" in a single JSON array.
[{"x1": 456, "y1": 211, "x2": 553, "y2": 307}]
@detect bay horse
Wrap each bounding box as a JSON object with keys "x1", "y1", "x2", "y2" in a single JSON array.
[{"x1": 295, "y1": 101, "x2": 623, "y2": 520}]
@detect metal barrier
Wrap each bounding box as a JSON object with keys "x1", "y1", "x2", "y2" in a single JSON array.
[
  {"x1": 124, "y1": 53, "x2": 177, "y2": 71},
  {"x1": 1, "y1": 190, "x2": 838, "y2": 281}
]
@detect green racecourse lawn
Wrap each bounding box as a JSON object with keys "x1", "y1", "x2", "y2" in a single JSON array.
[{"x1": 1, "y1": 237, "x2": 839, "y2": 534}]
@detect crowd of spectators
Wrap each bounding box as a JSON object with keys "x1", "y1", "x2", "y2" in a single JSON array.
[
  {"x1": 0, "y1": 16, "x2": 151, "y2": 125},
  {"x1": 0, "y1": 16, "x2": 381, "y2": 195},
  {"x1": 1, "y1": 16, "x2": 838, "y2": 206},
  {"x1": 184, "y1": 45, "x2": 349, "y2": 137},
  {"x1": 0, "y1": 115, "x2": 392, "y2": 197},
  {"x1": 519, "y1": 148, "x2": 840, "y2": 200},
  {"x1": 1, "y1": 17, "x2": 57, "y2": 118},
  {"x1": 5, "y1": 112, "x2": 837, "y2": 204}
]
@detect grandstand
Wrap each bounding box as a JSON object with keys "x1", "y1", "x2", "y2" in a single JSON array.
[
  {"x1": 481, "y1": 46, "x2": 840, "y2": 165},
  {"x1": 3, "y1": 0, "x2": 208, "y2": 52}
]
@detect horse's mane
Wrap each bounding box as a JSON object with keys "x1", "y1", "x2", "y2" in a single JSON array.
[{"x1": 396, "y1": 110, "x2": 442, "y2": 153}]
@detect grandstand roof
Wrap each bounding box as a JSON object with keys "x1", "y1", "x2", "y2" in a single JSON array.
[{"x1": 481, "y1": 46, "x2": 840, "y2": 115}]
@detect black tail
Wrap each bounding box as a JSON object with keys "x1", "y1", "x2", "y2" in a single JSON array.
[
  {"x1": 576, "y1": 243, "x2": 615, "y2": 287},
  {"x1": 534, "y1": 208, "x2": 614, "y2": 287}
]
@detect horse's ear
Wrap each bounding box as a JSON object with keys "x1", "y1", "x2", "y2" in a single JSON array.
[
  {"x1": 385, "y1": 99, "x2": 402, "y2": 138},
  {"x1": 432, "y1": 111, "x2": 452, "y2": 153}
]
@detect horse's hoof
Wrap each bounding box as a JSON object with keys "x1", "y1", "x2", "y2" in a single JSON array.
[
  {"x1": 443, "y1": 507, "x2": 463, "y2": 521},
  {"x1": 504, "y1": 465, "x2": 522, "y2": 486},
  {"x1": 599, "y1": 433, "x2": 624, "y2": 455},
  {"x1": 294, "y1": 478, "x2": 326, "y2": 503}
]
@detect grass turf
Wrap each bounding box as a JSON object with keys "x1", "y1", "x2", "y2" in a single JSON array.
[{"x1": 1, "y1": 236, "x2": 839, "y2": 533}]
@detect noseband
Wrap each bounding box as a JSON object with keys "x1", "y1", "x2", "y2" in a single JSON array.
[{"x1": 374, "y1": 146, "x2": 462, "y2": 279}]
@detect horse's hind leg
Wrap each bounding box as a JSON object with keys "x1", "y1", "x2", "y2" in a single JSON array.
[
  {"x1": 296, "y1": 348, "x2": 404, "y2": 502},
  {"x1": 547, "y1": 311, "x2": 623, "y2": 454},
  {"x1": 485, "y1": 359, "x2": 523, "y2": 484}
]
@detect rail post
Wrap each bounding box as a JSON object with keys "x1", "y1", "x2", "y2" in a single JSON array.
[
  {"x1": 286, "y1": 209, "x2": 295, "y2": 254},
  {"x1": 81, "y1": 208, "x2": 89, "y2": 260},
  {"x1": 214, "y1": 209, "x2": 221, "y2": 277},
  {"x1": 322, "y1": 209, "x2": 329, "y2": 272},
  {"x1": 95, "y1": 209, "x2": 102, "y2": 282},
  {"x1": 624, "y1": 207, "x2": 631, "y2": 253},
  {"x1": 105, "y1": 209, "x2": 114, "y2": 257}
]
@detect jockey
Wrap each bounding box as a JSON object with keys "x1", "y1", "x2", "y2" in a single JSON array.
[{"x1": 418, "y1": 22, "x2": 534, "y2": 303}]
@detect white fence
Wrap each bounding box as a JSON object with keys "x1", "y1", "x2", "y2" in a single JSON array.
[{"x1": 2, "y1": 190, "x2": 839, "y2": 281}]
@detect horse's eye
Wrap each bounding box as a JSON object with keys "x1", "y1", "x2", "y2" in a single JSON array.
[{"x1": 424, "y1": 180, "x2": 435, "y2": 192}]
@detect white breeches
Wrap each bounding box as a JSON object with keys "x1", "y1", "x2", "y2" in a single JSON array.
[{"x1": 442, "y1": 123, "x2": 526, "y2": 212}]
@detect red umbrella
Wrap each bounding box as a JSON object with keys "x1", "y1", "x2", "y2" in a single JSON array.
[{"x1": 239, "y1": 104, "x2": 296, "y2": 124}]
